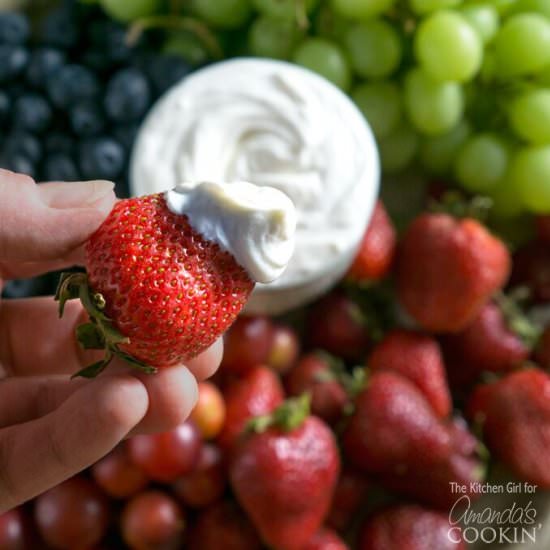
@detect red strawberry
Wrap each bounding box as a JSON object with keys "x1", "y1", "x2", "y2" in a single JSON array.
[
  {"x1": 230, "y1": 396, "x2": 340, "y2": 550},
  {"x1": 468, "y1": 368, "x2": 550, "y2": 487},
  {"x1": 188, "y1": 500, "x2": 262, "y2": 550},
  {"x1": 368, "y1": 329, "x2": 451, "y2": 418},
  {"x1": 221, "y1": 315, "x2": 275, "y2": 375},
  {"x1": 511, "y1": 241, "x2": 550, "y2": 303},
  {"x1": 397, "y1": 213, "x2": 511, "y2": 332},
  {"x1": 301, "y1": 527, "x2": 349, "y2": 550},
  {"x1": 441, "y1": 301, "x2": 531, "y2": 382},
  {"x1": 327, "y1": 468, "x2": 369, "y2": 532},
  {"x1": 217, "y1": 366, "x2": 284, "y2": 451},
  {"x1": 358, "y1": 505, "x2": 465, "y2": 550},
  {"x1": 55, "y1": 189, "x2": 292, "y2": 376},
  {"x1": 286, "y1": 352, "x2": 349, "y2": 425},
  {"x1": 306, "y1": 291, "x2": 369, "y2": 362},
  {"x1": 347, "y1": 200, "x2": 397, "y2": 283},
  {"x1": 535, "y1": 326, "x2": 550, "y2": 368},
  {"x1": 343, "y1": 371, "x2": 482, "y2": 509}
]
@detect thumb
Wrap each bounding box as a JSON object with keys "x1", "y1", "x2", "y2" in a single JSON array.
[{"x1": 0, "y1": 170, "x2": 116, "y2": 262}]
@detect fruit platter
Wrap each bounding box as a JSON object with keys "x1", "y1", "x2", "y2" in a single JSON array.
[{"x1": 0, "y1": 0, "x2": 550, "y2": 548}]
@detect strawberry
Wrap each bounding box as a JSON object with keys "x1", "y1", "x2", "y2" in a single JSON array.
[
  {"x1": 221, "y1": 315, "x2": 275, "y2": 376},
  {"x1": 286, "y1": 352, "x2": 349, "y2": 425},
  {"x1": 511, "y1": 241, "x2": 550, "y2": 303},
  {"x1": 327, "y1": 468, "x2": 369, "y2": 532},
  {"x1": 347, "y1": 200, "x2": 397, "y2": 283},
  {"x1": 306, "y1": 291, "x2": 369, "y2": 362},
  {"x1": 396, "y1": 213, "x2": 511, "y2": 332},
  {"x1": 217, "y1": 366, "x2": 284, "y2": 451},
  {"x1": 468, "y1": 368, "x2": 550, "y2": 487},
  {"x1": 301, "y1": 527, "x2": 349, "y2": 550},
  {"x1": 230, "y1": 396, "x2": 340, "y2": 550},
  {"x1": 55, "y1": 193, "x2": 257, "y2": 376},
  {"x1": 343, "y1": 371, "x2": 482, "y2": 509},
  {"x1": 368, "y1": 329, "x2": 451, "y2": 418},
  {"x1": 188, "y1": 500, "x2": 262, "y2": 550},
  {"x1": 441, "y1": 301, "x2": 531, "y2": 382},
  {"x1": 358, "y1": 504, "x2": 465, "y2": 550}
]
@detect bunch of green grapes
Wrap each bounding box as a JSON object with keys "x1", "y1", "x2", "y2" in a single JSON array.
[{"x1": 99, "y1": 0, "x2": 550, "y2": 215}]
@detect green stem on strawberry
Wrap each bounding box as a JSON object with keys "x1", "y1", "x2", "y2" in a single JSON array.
[
  {"x1": 55, "y1": 272, "x2": 157, "y2": 379},
  {"x1": 126, "y1": 15, "x2": 223, "y2": 59},
  {"x1": 247, "y1": 394, "x2": 312, "y2": 434},
  {"x1": 428, "y1": 190, "x2": 493, "y2": 222}
]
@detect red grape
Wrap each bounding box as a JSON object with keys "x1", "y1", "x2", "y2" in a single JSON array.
[
  {"x1": 267, "y1": 324, "x2": 300, "y2": 374},
  {"x1": 128, "y1": 421, "x2": 202, "y2": 483},
  {"x1": 121, "y1": 491, "x2": 185, "y2": 550},
  {"x1": 173, "y1": 444, "x2": 226, "y2": 509},
  {"x1": 190, "y1": 382, "x2": 226, "y2": 440},
  {"x1": 221, "y1": 315, "x2": 275, "y2": 375},
  {"x1": 34, "y1": 476, "x2": 109, "y2": 550},
  {"x1": 91, "y1": 444, "x2": 149, "y2": 499},
  {"x1": 0, "y1": 508, "x2": 33, "y2": 550}
]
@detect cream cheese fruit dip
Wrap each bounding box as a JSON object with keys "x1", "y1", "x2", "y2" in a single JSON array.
[
  {"x1": 165, "y1": 181, "x2": 297, "y2": 284},
  {"x1": 131, "y1": 58, "x2": 380, "y2": 314}
]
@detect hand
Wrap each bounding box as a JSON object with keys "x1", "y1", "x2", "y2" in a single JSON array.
[{"x1": 0, "y1": 170, "x2": 222, "y2": 512}]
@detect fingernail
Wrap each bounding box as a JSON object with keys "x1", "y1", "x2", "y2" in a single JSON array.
[{"x1": 39, "y1": 180, "x2": 116, "y2": 213}]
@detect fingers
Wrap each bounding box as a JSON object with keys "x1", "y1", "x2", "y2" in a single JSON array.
[
  {"x1": 0, "y1": 170, "x2": 115, "y2": 263},
  {"x1": 186, "y1": 337, "x2": 224, "y2": 381},
  {"x1": 0, "y1": 298, "x2": 96, "y2": 376},
  {"x1": 0, "y1": 374, "x2": 149, "y2": 512}
]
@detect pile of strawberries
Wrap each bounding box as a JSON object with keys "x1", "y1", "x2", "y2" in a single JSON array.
[{"x1": 3, "y1": 200, "x2": 550, "y2": 550}]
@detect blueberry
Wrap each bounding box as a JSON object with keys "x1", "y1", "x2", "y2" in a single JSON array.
[
  {"x1": 89, "y1": 21, "x2": 133, "y2": 65},
  {"x1": 0, "y1": 90, "x2": 10, "y2": 124},
  {"x1": 112, "y1": 122, "x2": 140, "y2": 151},
  {"x1": 45, "y1": 132, "x2": 74, "y2": 155},
  {"x1": 104, "y1": 68, "x2": 151, "y2": 123},
  {"x1": 40, "y1": 8, "x2": 79, "y2": 50},
  {"x1": 26, "y1": 48, "x2": 66, "y2": 89},
  {"x1": 46, "y1": 64, "x2": 100, "y2": 109},
  {"x1": 69, "y1": 101, "x2": 105, "y2": 137},
  {"x1": 43, "y1": 153, "x2": 80, "y2": 181},
  {"x1": 2, "y1": 275, "x2": 55, "y2": 298},
  {"x1": 79, "y1": 137, "x2": 125, "y2": 180},
  {"x1": 0, "y1": 45, "x2": 28, "y2": 83},
  {"x1": 3, "y1": 132, "x2": 42, "y2": 164},
  {"x1": 0, "y1": 154, "x2": 35, "y2": 178},
  {"x1": 13, "y1": 93, "x2": 52, "y2": 134},
  {"x1": 0, "y1": 12, "x2": 29, "y2": 45},
  {"x1": 145, "y1": 54, "x2": 192, "y2": 95}
]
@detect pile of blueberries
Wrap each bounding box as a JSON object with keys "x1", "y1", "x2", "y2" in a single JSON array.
[{"x1": 0, "y1": 0, "x2": 194, "y2": 298}]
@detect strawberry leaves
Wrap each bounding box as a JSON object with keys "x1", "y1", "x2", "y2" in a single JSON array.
[{"x1": 55, "y1": 272, "x2": 157, "y2": 378}]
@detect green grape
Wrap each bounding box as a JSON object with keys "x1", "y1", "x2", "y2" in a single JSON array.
[
  {"x1": 292, "y1": 38, "x2": 352, "y2": 91},
  {"x1": 315, "y1": 5, "x2": 351, "y2": 41},
  {"x1": 508, "y1": 88, "x2": 550, "y2": 144},
  {"x1": 253, "y1": 0, "x2": 318, "y2": 19},
  {"x1": 419, "y1": 120, "x2": 471, "y2": 174},
  {"x1": 486, "y1": 0, "x2": 519, "y2": 15},
  {"x1": 344, "y1": 20, "x2": 402, "y2": 79},
  {"x1": 378, "y1": 123, "x2": 419, "y2": 174},
  {"x1": 508, "y1": 145, "x2": 550, "y2": 212},
  {"x1": 190, "y1": 0, "x2": 252, "y2": 29},
  {"x1": 404, "y1": 68, "x2": 464, "y2": 135},
  {"x1": 511, "y1": 0, "x2": 550, "y2": 19},
  {"x1": 409, "y1": 0, "x2": 462, "y2": 15},
  {"x1": 494, "y1": 14, "x2": 550, "y2": 76},
  {"x1": 99, "y1": 0, "x2": 160, "y2": 22},
  {"x1": 163, "y1": 33, "x2": 209, "y2": 66},
  {"x1": 454, "y1": 134, "x2": 509, "y2": 192},
  {"x1": 460, "y1": 5, "x2": 499, "y2": 43},
  {"x1": 248, "y1": 16, "x2": 303, "y2": 59},
  {"x1": 415, "y1": 11, "x2": 483, "y2": 82},
  {"x1": 352, "y1": 82, "x2": 402, "y2": 138},
  {"x1": 538, "y1": 65, "x2": 550, "y2": 85},
  {"x1": 488, "y1": 174, "x2": 527, "y2": 218},
  {"x1": 331, "y1": 0, "x2": 396, "y2": 19}
]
